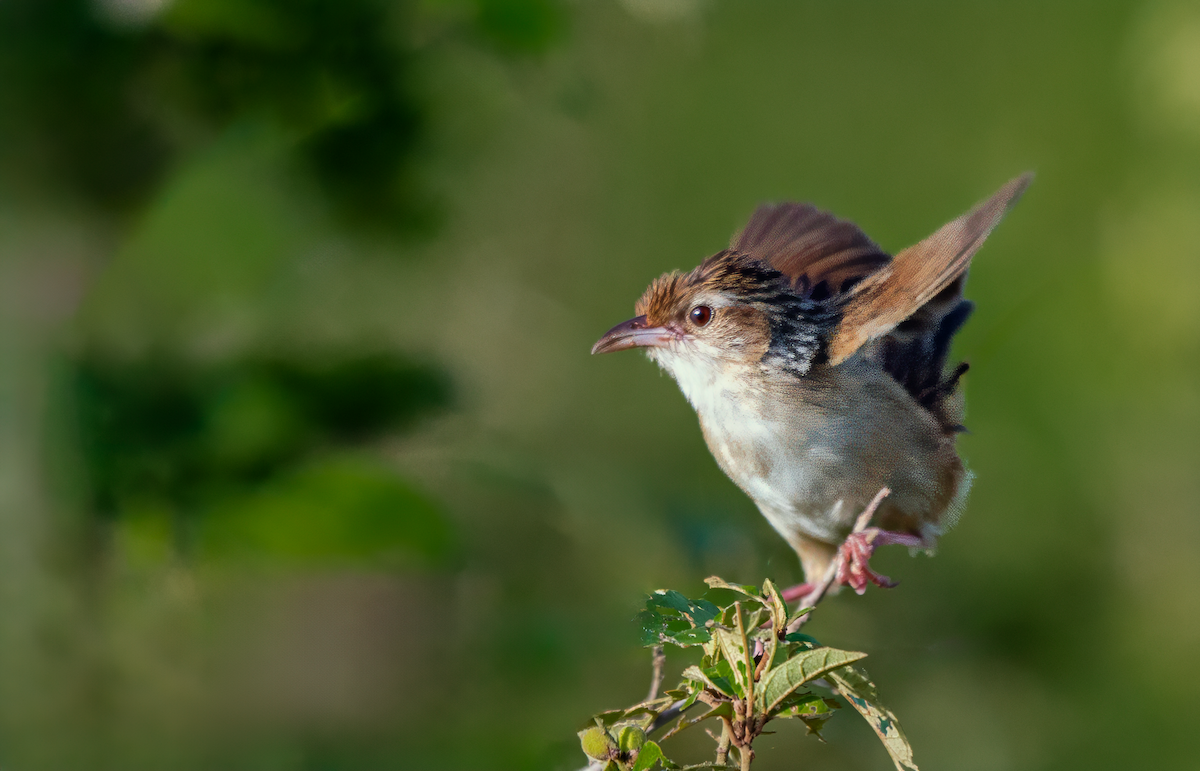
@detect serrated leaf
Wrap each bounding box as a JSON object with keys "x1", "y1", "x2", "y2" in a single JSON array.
[
  {"x1": 631, "y1": 740, "x2": 679, "y2": 771},
  {"x1": 758, "y1": 647, "x2": 867, "y2": 714},
  {"x1": 827, "y1": 664, "x2": 918, "y2": 771}
]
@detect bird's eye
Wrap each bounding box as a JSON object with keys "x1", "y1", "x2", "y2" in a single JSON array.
[{"x1": 689, "y1": 305, "x2": 713, "y2": 327}]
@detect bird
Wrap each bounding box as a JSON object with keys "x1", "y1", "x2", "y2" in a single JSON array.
[{"x1": 591, "y1": 175, "x2": 1031, "y2": 604}]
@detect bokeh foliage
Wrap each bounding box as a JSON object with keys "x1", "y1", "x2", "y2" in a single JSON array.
[
  {"x1": 0, "y1": 0, "x2": 561, "y2": 225},
  {"x1": 68, "y1": 351, "x2": 453, "y2": 565},
  {"x1": 1, "y1": 1, "x2": 1199, "y2": 771}
]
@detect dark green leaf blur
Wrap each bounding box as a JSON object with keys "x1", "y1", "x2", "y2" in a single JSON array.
[{"x1": 0, "y1": 1, "x2": 1196, "y2": 769}]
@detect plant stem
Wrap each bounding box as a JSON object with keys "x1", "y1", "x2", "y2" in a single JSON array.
[
  {"x1": 734, "y1": 602, "x2": 754, "y2": 717},
  {"x1": 716, "y1": 721, "x2": 731, "y2": 764},
  {"x1": 647, "y1": 645, "x2": 666, "y2": 700}
]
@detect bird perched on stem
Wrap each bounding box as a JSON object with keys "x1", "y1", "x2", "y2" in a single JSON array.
[{"x1": 592, "y1": 175, "x2": 1031, "y2": 605}]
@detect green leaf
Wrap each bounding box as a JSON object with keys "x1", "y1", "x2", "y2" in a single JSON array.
[
  {"x1": 707, "y1": 660, "x2": 739, "y2": 698},
  {"x1": 649, "y1": 589, "x2": 693, "y2": 615},
  {"x1": 772, "y1": 692, "x2": 838, "y2": 742},
  {"x1": 758, "y1": 647, "x2": 868, "y2": 714},
  {"x1": 648, "y1": 590, "x2": 719, "y2": 625},
  {"x1": 592, "y1": 709, "x2": 627, "y2": 728},
  {"x1": 670, "y1": 626, "x2": 712, "y2": 645},
  {"x1": 631, "y1": 740, "x2": 679, "y2": 771},
  {"x1": 682, "y1": 665, "x2": 736, "y2": 698},
  {"x1": 713, "y1": 628, "x2": 750, "y2": 695},
  {"x1": 638, "y1": 614, "x2": 712, "y2": 647},
  {"x1": 682, "y1": 664, "x2": 719, "y2": 690},
  {"x1": 783, "y1": 632, "x2": 822, "y2": 646},
  {"x1": 774, "y1": 689, "x2": 821, "y2": 712},
  {"x1": 826, "y1": 664, "x2": 918, "y2": 771},
  {"x1": 775, "y1": 693, "x2": 839, "y2": 718},
  {"x1": 760, "y1": 578, "x2": 789, "y2": 634},
  {"x1": 621, "y1": 698, "x2": 674, "y2": 729},
  {"x1": 641, "y1": 590, "x2": 720, "y2": 647},
  {"x1": 636, "y1": 609, "x2": 666, "y2": 646},
  {"x1": 785, "y1": 606, "x2": 818, "y2": 628},
  {"x1": 800, "y1": 714, "x2": 835, "y2": 742},
  {"x1": 676, "y1": 687, "x2": 701, "y2": 712},
  {"x1": 661, "y1": 702, "x2": 734, "y2": 741},
  {"x1": 700, "y1": 587, "x2": 745, "y2": 608},
  {"x1": 703, "y1": 576, "x2": 760, "y2": 597}
]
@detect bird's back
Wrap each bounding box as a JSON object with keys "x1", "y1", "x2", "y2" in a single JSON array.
[{"x1": 731, "y1": 201, "x2": 976, "y2": 435}]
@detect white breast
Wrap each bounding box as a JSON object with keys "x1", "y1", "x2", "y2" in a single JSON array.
[
  {"x1": 654, "y1": 347, "x2": 946, "y2": 546},
  {"x1": 654, "y1": 349, "x2": 850, "y2": 543}
]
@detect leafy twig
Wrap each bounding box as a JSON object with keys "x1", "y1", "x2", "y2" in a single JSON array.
[{"x1": 577, "y1": 489, "x2": 921, "y2": 771}]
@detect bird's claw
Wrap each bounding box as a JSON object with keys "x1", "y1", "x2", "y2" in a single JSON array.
[{"x1": 835, "y1": 529, "x2": 925, "y2": 595}]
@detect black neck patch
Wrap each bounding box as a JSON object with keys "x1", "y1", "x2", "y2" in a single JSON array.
[{"x1": 702, "y1": 252, "x2": 842, "y2": 377}]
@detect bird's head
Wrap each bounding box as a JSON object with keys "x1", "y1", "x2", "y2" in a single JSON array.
[
  {"x1": 592, "y1": 175, "x2": 1031, "y2": 410},
  {"x1": 591, "y1": 250, "x2": 836, "y2": 389}
]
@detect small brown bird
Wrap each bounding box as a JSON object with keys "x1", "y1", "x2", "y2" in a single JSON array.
[{"x1": 592, "y1": 175, "x2": 1030, "y2": 603}]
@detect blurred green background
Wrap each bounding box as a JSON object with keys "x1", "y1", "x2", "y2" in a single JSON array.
[{"x1": 1, "y1": 0, "x2": 1198, "y2": 769}]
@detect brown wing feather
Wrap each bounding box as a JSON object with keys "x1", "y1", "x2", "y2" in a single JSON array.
[
  {"x1": 732, "y1": 202, "x2": 891, "y2": 295},
  {"x1": 827, "y1": 173, "x2": 1033, "y2": 366}
]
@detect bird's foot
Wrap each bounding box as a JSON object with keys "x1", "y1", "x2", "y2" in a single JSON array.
[{"x1": 836, "y1": 529, "x2": 926, "y2": 595}]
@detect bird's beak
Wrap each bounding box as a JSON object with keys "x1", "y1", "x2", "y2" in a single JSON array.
[{"x1": 591, "y1": 315, "x2": 674, "y2": 355}]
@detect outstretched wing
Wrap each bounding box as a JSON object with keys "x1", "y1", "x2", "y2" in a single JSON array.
[
  {"x1": 732, "y1": 202, "x2": 891, "y2": 299},
  {"x1": 827, "y1": 174, "x2": 1032, "y2": 366}
]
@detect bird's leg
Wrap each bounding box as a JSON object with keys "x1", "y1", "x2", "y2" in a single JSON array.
[
  {"x1": 835, "y1": 529, "x2": 927, "y2": 595},
  {"x1": 779, "y1": 582, "x2": 814, "y2": 603}
]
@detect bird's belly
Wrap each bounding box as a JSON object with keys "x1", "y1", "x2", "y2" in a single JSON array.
[
  {"x1": 734, "y1": 444, "x2": 860, "y2": 544},
  {"x1": 702, "y1": 414, "x2": 858, "y2": 543},
  {"x1": 700, "y1": 400, "x2": 952, "y2": 546}
]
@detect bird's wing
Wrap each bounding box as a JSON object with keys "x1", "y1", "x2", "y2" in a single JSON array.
[
  {"x1": 732, "y1": 202, "x2": 891, "y2": 299},
  {"x1": 826, "y1": 173, "x2": 1032, "y2": 366}
]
